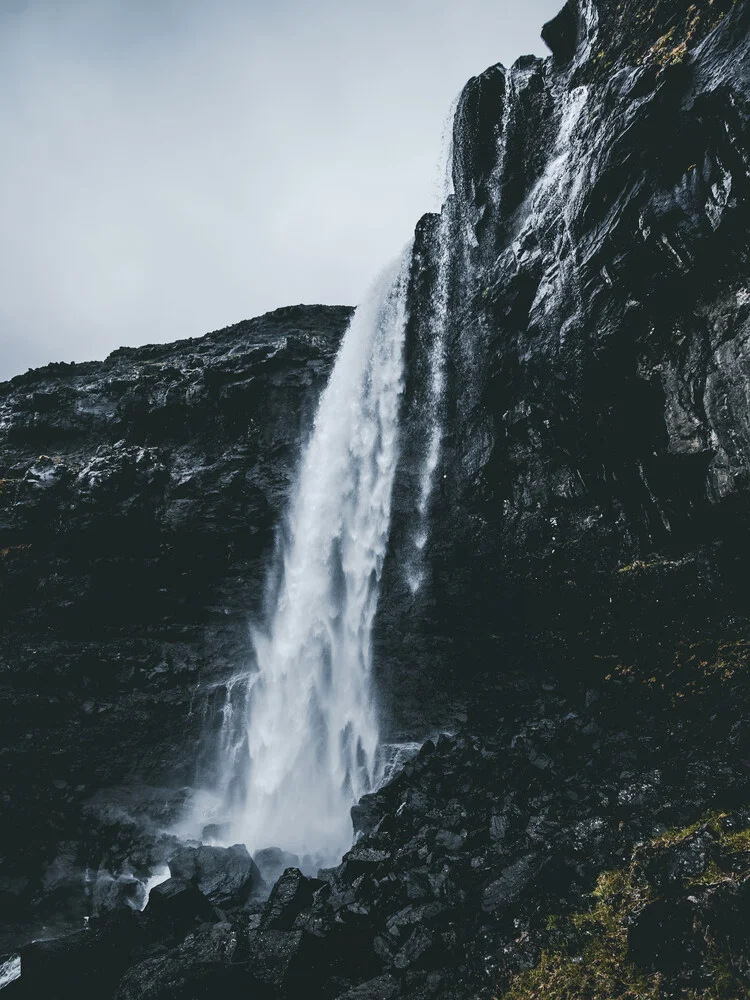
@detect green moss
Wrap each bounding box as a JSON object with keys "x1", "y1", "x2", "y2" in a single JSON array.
[
  {"x1": 723, "y1": 827, "x2": 750, "y2": 853},
  {"x1": 585, "y1": 0, "x2": 738, "y2": 84},
  {"x1": 499, "y1": 813, "x2": 750, "y2": 1000},
  {"x1": 648, "y1": 27, "x2": 689, "y2": 67},
  {"x1": 501, "y1": 864, "x2": 660, "y2": 999},
  {"x1": 602, "y1": 639, "x2": 750, "y2": 707},
  {"x1": 0, "y1": 543, "x2": 31, "y2": 560},
  {"x1": 664, "y1": 640, "x2": 750, "y2": 705},
  {"x1": 617, "y1": 558, "x2": 684, "y2": 574}
]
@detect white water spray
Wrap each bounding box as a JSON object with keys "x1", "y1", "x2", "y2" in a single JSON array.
[
  {"x1": 223, "y1": 250, "x2": 412, "y2": 863},
  {"x1": 408, "y1": 104, "x2": 457, "y2": 594}
]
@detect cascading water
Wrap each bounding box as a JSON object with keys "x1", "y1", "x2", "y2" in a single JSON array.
[
  {"x1": 407, "y1": 104, "x2": 457, "y2": 594},
  {"x1": 215, "y1": 249, "x2": 412, "y2": 864}
]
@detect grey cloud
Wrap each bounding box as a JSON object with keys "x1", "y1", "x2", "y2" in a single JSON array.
[{"x1": 0, "y1": 0, "x2": 560, "y2": 379}]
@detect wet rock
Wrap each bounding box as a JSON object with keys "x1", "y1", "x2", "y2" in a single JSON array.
[
  {"x1": 434, "y1": 829, "x2": 467, "y2": 852},
  {"x1": 489, "y1": 812, "x2": 509, "y2": 844},
  {"x1": 351, "y1": 795, "x2": 387, "y2": 839},
  {"x1": 333, "y1": 974, "x2": 400, "y2": 1000},
  {"x1": 642, "y1": 828, "x2": 715, "y2": 894},
  {"x1": 114, "y1": 921, "x2": 243, "y2": 1000},
  {"x1": 482, "y1": 854, "x2": 541, "y2": 914},
  {"x1": 17, "y1": 910, "x2": 145, "y2": 1000},
  {"x1": 166, "y1": 844, "x2": 261, "y2": 908},
  {"x1": 260, "y1": 868, "x2": 318, "y2": 931},
  {"x1": 541, "y1": 0, "x2": 578, "y2": 63},
  {"x1": 145, "y1": 879, "x2": 215, "y2": 939},
  {"x1": 92, "y1": 870, "x2": 146, "y2": 915},
  {"x1": 249, "y1": 928, "x2": 318, "y2": 990},
  {"x1": 392, "y1": 926, "x2": 435, "y2": 970},
  {"x1": 343, "y1": 846, "x2": 392, "y2": 872},
  {"x1": 386, "y1": 902, "x2": 445, "y2": 936},
  {"x1": 628, "y1": 896, "x2": 704, "y2": 974}
]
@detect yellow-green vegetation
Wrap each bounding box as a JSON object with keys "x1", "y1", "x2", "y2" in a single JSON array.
[
  {"x1": 660, "y1": 639, "x2": 750, "y2": 704},
  {"x1": 616, "y1": 557, "x2": 684, "y2": 574},
  {"x1": 647, "y1": 26, "x2": 690, "y2": 68},
  {"x1": 593, "y1": 0, "x2": 738, "y2": 79},
  {"x1": 499, "y1": 813, "x2": 750, "y2": 1000},
  {"x1": 602, "y1": 638, "x2": 750, "y2": 707},
  {"x1": 0, "y1": 543, "x2": 31, "y2": 559},
  {"x1": 645, "y1": 1, "x2": 708, "y2": 70},
  {"x1": 500, "y1": 865, "x2": 659, "y2": 1000}
]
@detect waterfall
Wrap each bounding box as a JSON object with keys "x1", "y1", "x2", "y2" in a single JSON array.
[
  {"x1": 407, "y1": 103, "x2": 457, "y2": 594},
  {"x1": 219, "y1": 249, "x2": 412, "y2": 864}
]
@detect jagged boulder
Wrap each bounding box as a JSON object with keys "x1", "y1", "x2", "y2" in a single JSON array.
[
  {"x1": 259, "y1": 868, "x2": 320, "y2": 931},
  {"x1": 166, "y1": 844, "x2": 262, "y2": 909}
]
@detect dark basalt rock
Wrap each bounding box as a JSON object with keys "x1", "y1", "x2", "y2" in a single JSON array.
[
  {"x1": 333, "y1": 975, "x2": 400, "y2": 1000},
  {"x1": 628, "y1": 896, "x2": 705, "y2": 975},
  {"x1": 0, "y1": 304, "x2": 350, "y2": 946},
  {"x1": 641, "y1": 827, "x2": 715, "y2": 894},
  {"x1": 114, "y1": 921, "x2": 247, "y2": 1000},
  {"x1": 376, "y1": 0, "x2": 750, "y2": 740},
  {"x1": 541, "y1": 0, "x2": 579, "y2": 63},
  {"x1": 258, "y1": 868, "x2": 319, "y2": 931},
  {"x1": 247, "y1": 927, "x2": 320, "y2": 990},
  {"x1": 15, "y1": 909, "x2": 147, "y2": 1000},
  {"x1": 166, "y1": 844, "x2": 262, "y2": 909},
  {"x1": 145, "y1": 879, "x2": 216, "y2": 939},
  {"x1": 481, "y1": 854, "x2": 541, "y2": 914}
]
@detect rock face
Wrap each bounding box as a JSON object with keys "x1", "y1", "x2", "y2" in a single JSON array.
[
  {"x1": 0, "y1": 304, "x2": 350, "y2": 946},
  {"x1": 3, "y1": 0, "x2": 750, "y2": 996},
  {"x1": 10, "y1": 681, "x2": 750, "y2": 999},
  {"x1": 376, "y1": 0, "x2": 750, "y2": 736}
]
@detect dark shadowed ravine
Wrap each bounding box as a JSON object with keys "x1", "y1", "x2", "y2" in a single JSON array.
[{"x1": 3, "y1": 0, "x2": 750, "y2": 997}]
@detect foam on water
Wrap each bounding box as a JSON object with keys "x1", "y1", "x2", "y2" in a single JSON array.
[{"x1": 0, "y1": 956, "x2": 20, "y2": 992}]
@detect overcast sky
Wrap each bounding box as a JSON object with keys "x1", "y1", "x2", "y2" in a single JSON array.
[{"x1": 0, "y1": 0, "x2": 560, "y2": 380}]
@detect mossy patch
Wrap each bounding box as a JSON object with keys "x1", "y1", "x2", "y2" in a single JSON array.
[
  {"x1": 616, "y1": 557, "x2": 685, "y2": 574},
  {"x1": 499, "y1": 813, "x2": 750, "y2": 999},
  {"x1": 584, "y1": 0, "x2": 739, "y2": 83},
  {"x1": 0, "y1": 543, "x2": 31, "y2": 559},
  {"x1": 660, "y1": 639, "x2": 750, "y2": 704},
  {"x1": 500, "y1": 864, "x2": 659, "y2": 1000},
  {"x1": 602, "y1": 638, "x2": 750, "y2": 708}
]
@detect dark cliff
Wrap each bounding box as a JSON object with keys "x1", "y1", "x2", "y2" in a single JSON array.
[
  {"x1": 379, "y1": 0, "x2": 750, "y2": 733},
  {"x1": 0, "y1": 304, "x2": 350, "y2": 945},
  {"x1": 3, "y1": 0, "x2": 750, "y2": 997}
]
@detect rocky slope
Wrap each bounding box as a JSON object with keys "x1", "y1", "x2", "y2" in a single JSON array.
[
  {"x1": 0, "y1": 304, "x2": 350, "y2": 949},
  {"x1": 2, "y1": 0, "x2": 750, "y2": 996}
]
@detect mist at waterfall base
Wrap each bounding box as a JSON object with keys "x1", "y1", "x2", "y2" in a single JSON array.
[{"x1": 183, "y1": 251, "x2": 414, "y2": 868}]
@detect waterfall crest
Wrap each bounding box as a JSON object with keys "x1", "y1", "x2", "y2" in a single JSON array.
[{"x1": 221, "y1": 250, "x2": 412, "y2": 863}]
